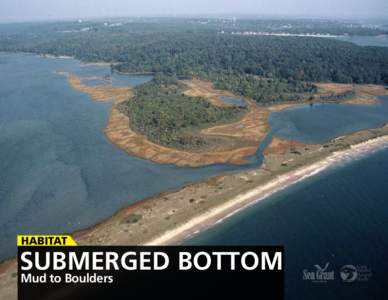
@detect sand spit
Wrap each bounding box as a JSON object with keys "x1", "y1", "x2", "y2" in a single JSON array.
[
  {"x1": 56, "y1": 71, "x2": 133, "y2": 102},
  {"x1": 1, "y1": 127, "x2": 388, "y2": 299},
  {"x1": 42, "y1": 54, "x2": 74, "y2": 59},
  {"x1": 74, "y1": 124, "x2": 388, "y2": 249},
  {"x1": 145, "y1": 135, "x2": 388, "y2": 245},
  {"x1": 316, "y1": 83, "x2": 388, "y2": 105}
]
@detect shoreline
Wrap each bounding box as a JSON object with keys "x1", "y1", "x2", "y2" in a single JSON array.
[
  {"x1": 145, "y1": 135, "x2": 388, "y2": 245},
  {"x1": 74, "y1": 125, "x2": 388, "y2": 249},
  {"x1": 2, "y1": 52, "x2": 388, "y2": 297},
  {"x1": 58, "y1": 71, "x2": 269, "y2": 167},
  {"x1": 1, "y1": 131, "x2": 388, "y2": 299}
]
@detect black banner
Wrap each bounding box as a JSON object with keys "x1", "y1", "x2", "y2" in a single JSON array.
[{"x1": 18, "y1": 246, "x2": 284, "y2": 300}]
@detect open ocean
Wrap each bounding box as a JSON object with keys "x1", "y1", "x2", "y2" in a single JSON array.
[{"x1": 186, "y1": 143, "x2": 388, "y2": 299}]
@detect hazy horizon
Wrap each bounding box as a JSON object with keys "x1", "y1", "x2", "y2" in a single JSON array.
[{"x1": 1, "y1": 0, "x2": 388, "y2": 23}]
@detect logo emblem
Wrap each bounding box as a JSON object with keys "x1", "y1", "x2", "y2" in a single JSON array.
[
  {"x1": 303, "y1": 262, "x2": 335, "y2": 283},
  {"x1": 340, "y1": 265, "x2": 358, "y2": 282}
]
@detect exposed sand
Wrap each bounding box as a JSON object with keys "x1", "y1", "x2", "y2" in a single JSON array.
[
  {"x1": 71, "y1": 125, "x2": 388, "y2": 249},
  {"x1": 182, "y1": 79, "x2": 236, "y2": 107},
  {"x1": 1, "y1": 126, "x2": 388, "y2": 299},
  {"x1": 145, "y1": 135, "x2": 388, "y2": 245},
  {"x1": 263, "y1": 137, "x2": 305, "y2": 156},
  {"x1": 80, "y1": 62, "x2": 116, "y2": 67},
  {"x1": 56, "y1": 73, "x2": 387, "y2": 167},
  {"x1": 58, "y1": 73, "x2": 270, "y2": 167},
  {"x1": 1, "y1": 72, "x2": 387, "y2": 298},
  {"x1": 316, "y1": 83, "x2": 388, "y2": 105},
  {"x1": 43, "y1": 54, "x2": 74, "y2": 59},
  {"x1": 56, "y1": 71, "x2": 133, "y2": 102},
  {"x1": 266, "y1": 83, "x2": 388, "y2": 112}
]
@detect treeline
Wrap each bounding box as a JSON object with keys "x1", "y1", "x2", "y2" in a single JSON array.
[
  {"x1": 110, "y1": 34, "x2": 388, "y2": 85},
  {"x1": 1, "y1": 29, "x2": 388, "y2": 86},
  {"x1": 212, "y1": 74, "x2": 317, "y2": 103},
  {"x1": 1, "y1": 21, "x2": 388, "y2": 104},
  {"x1": 118, "y1": 75, "x2": 246, "y2": 149},
  {"x1": 318, "y1": 90, "x2": 356, "y2": 102}
]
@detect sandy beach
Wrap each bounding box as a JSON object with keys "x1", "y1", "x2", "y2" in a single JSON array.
[
  {"x1": 1, "y1": 56, "x2": 388, "y2": 299},
  {"x1": 146, "y1": 135, "x2": 388, "y2": 245},
  {"x1": 1, "y1": 129, "x2": 388, "y2": 299}
]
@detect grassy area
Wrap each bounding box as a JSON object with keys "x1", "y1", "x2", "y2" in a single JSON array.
[
  {"x1": 120, "y1": 213, "x2": 143, "y2": 224},
  {"x1": 118, "y1": 75, "x2": 246, "y2": 150}
]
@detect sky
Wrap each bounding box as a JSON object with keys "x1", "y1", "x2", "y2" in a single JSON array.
[{"x1": 1, "y1": 0, "x2": 387, "y2": 22}]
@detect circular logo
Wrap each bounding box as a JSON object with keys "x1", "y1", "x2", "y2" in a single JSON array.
[{"x1": 340, "y1": 265, "x2": 358, "y2": 282}]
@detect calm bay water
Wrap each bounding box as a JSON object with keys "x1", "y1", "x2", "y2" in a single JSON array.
[
  {"x1": 269, "y1": 99, "x2": 388, "y2": 144},
  {"x1": 0, "y1": 52, "x2": 252, "y2": 260},
  {"x1": 1, "y1": 49, "x2": 388, "y2": 300},
  {"x1": 334, "y1": 35, "x2": 388, "y2": 47},
  {"x1": 187, "y1": 36, "x2": 388, "y2": 299}
]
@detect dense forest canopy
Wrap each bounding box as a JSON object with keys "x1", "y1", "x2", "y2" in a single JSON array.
[
  {"x1": 118, "y1": 75, "x2": 246, "y2": 149},
  {"x1": 1, "y1": 18, "x2": 388, "y2": 103},
  {"x1": 212, "y1": 74, "x2": 318, "y2": 103},
  {"x1": 1, "y1": 18, "x2": 387, "y2": 148}
]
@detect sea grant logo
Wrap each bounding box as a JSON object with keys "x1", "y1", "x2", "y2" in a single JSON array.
[
  {"x1": 17, "y1": 246, "x2": 284, "y2": 300},
  {"x1": 303, "y1": 263, "x2": 335, "y2": 283},
  {"x1": 340, "y1": 265, "x2": 372, "y2": 282},
  {"x1": 303, "y1": 263, "x2": 372, "y2": 284},
  {"x1": 339, "y1": 265, "x2": 358, "y2": 282}
]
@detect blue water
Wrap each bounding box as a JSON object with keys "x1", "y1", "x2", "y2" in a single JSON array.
[
  {"x1": 220, "y1": 96, "x2": 247, "y2": 107},
  {"x1": 187, "y1": 146, "x2": 388, "y2": 299},
  {"x1": 334, "y1": 35, "x2": 388, "y2": 48},
  {"x1": 187, "y1": 35, "x2": 388, "y2": 299},
  {"x1": 0, "y1": 52, "x2": 254, "y2": 260},
  {"x1": 81, "y1": 75, "x2": 153, "y2": 88},
  {"x1": 1, "y1": 49, "x2": 388, "y2": 283},
  {"x1": 269, "y1": 101, "x2": 388, "y2": 144}
]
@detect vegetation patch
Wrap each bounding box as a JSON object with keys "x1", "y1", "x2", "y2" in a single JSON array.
[
  {"x1": 213, "y1": 74, "x2": 317, "y2": 103},
  {"x1": 120, "y1": 213, "x2": 143, "y2": 224},
  {"x1": 118, "y1": 75, "x2": 246, "y2": 150}
]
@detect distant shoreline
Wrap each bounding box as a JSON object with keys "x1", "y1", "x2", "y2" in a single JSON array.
[
  {"x1": 222, "y1": 31, "x2": 341, "y2": 38},
  {"x1": 41, "y1": 54, "x2": 74, "y2": 59}
]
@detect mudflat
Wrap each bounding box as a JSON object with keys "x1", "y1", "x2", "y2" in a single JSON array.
[{"x1": 60, "y1": 73, "x2": 271, "y2": 166}]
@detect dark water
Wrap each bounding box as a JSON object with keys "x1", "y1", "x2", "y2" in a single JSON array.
[
  {"x1": 220, "y1": 96, "x2": 247, "y2": 107},
  {"x1": 269, "y1": 100, "x2": 388, "y2": 144},
  {"x1": 187, "y1": 146, "x2": 388, "y2": 299},
  {"x1": 0, "y1": 53, "x2": 253, "y2": 260},
  {"x1": 334, "y1": 35, "x2": 388, "y2": 47},
  {"x1": 187, "y1": 35, "x2": 388, "y2": 299},
  {"x1": 80, "y1": 71, "x2": 152, "y2": 87},
  {"x1": 1, "y1": 50, "x2": 388, "y2": 280}
]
